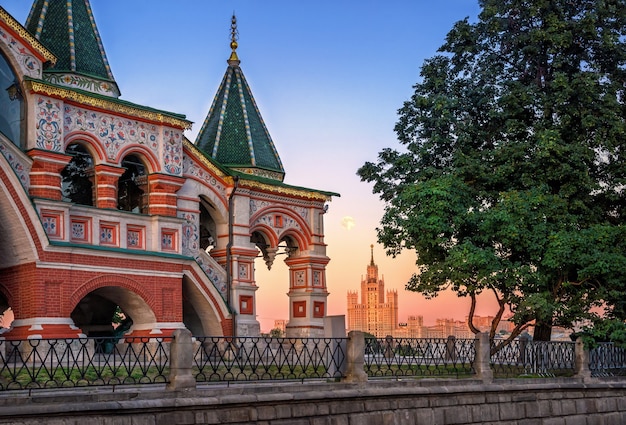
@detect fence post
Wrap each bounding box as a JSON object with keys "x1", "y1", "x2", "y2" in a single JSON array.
[
  {"x1": 474, "y1": 332, "x2": 493, "y2": 383},
  {"x1": 446, "y1": 335, "x2": 457, "y2": 361},
  {"x1": 574, "y1": 337, "x2": 592, "y2": 381},
  {"x1": 167, "y1": 328, "x2": 196, "y2": 391},
  {"x1": 324, "y1": 315, "x2": 347, "y2": 378},
  {"x1": 342, "y1": 330, "x2": 368, "y2": 383},
  {"x1": 519, "y1": 332, "x2": 530, "y2": 365}
]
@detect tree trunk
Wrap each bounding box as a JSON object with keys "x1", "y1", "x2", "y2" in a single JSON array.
[{"x1": 533, "y1": 323, "x2": 552, "y2": 341}]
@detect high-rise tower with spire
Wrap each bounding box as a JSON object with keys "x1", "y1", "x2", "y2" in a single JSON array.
[{"x1": 347, "y1": 245, "x2": 399, "y2": 337}]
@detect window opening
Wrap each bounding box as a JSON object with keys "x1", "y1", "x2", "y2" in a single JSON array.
[
  {"x1": 118, "y1": 155, "x2": 147, "y2": 213},
  {"x1": 0, "y1": 52, "x2": 22, "y2": 146},
  {"x1": 61, "y1": 143, "x2": 94, "y2": 206}
]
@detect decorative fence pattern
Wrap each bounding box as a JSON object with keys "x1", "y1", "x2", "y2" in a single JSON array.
[
  {"x1": 0, "y1": 337, "x2": 171, "y2": 390},
  {"x1": 590, "y1": 343, "x2": 626, "y2": 377},
  {"x1": 193, "y1": 336, "x2": 346, "y2": 382},
  {"x1": 364, "y1": 336, "x2": 475, "y2": 378},
  {"x1": 1, "y1": 333, "x2": 626, "y2": 391},
  {"x1": 490, "y1": 339, "x2": 576, "y2": 378}
]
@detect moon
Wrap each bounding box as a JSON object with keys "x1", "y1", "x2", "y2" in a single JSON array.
[{"x1": 341, "y1": 216, "x2": 355, "y2": 230}]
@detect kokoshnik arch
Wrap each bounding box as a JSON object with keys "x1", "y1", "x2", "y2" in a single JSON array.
[{"x1": 0, "y1": 2, "x2": 337, "y2": 340}]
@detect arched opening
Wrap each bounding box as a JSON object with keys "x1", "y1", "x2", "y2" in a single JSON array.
[
  {"x1": 118, "y1": 154, "x2": 148, "y2": 213},
  {"x1": 252, "y1": 231, "x2": 300, "y2": 335},
  {"x1": 0, "y1": 51, "x2": 22, "y2": 147},
  {"x1": 199, "y1": 199, "x2": 217, "y2": 252},
  {"x1": 61, "y1": 142, "x2": 94, "y2": 206},
  {"x1": 71, "y1": 286, "x2": 156, "y2": 339},
  {"x1": 182, "y1": 275, "x2": 225, "y2": 336}
]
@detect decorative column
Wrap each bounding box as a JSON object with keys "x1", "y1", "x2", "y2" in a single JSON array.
[
  {"x1": 146, "y1": 174, "x2": 185, "y2": 217},
  {"x1": 27, "y1": 149, "x2": 71, "y2": 200},
  {"x1": 93, "y1": 164, "x2": 124, "y2": 209},
  {"x1": 230, "y1": 247, "x2": 261, "y2": 337},
  {"x1": 284, "y1": 254, "x2": 330, "y2": 338}
]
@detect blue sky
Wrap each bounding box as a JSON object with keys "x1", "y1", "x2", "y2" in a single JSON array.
[{"x1": 3, "y1": 1, "x2": 491, "y2": 330}]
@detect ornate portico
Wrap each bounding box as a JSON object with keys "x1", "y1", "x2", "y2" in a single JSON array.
[{"x1": 0, "y1": 3, "x2": 337, "y2": 340}]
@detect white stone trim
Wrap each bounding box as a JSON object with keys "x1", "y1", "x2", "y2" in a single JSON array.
[{"x1": 36, "y1": 262, "x2": 184, "y2": 278}]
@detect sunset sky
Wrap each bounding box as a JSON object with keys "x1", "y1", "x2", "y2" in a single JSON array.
[{"x1": 3, "y1": 1, "x2": 501, "y2": 331}]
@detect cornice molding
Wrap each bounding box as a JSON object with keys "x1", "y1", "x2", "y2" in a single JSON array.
[
  {"x1": 0, "y1": 7, "x2": 56, "y2": 65},
  {"x1": 25, "y1": 79, "x2": 192, "y2": 130}
]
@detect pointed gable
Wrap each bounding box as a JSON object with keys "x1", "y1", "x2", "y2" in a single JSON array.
[
  {"x1": 195, "y1": 15, "x2": 285, "y2": 182},
  {"x1": 26, "y1": 0, "x2": 120, "y2": 97}
]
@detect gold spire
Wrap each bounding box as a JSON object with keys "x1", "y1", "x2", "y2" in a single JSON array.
[
  {"x1": 370, "y1": 244, "x2": 375, "y2": 266},
  {"x1": 228, "y1": 14, "x2": 240, "y2": 66}
]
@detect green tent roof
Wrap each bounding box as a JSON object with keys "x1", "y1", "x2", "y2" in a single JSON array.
[
  {"x1": 26, "y1": 0, "x2": 120, "y2": 97},
  {"x1": 195, "y1": 26, "x2": 285, "y2": 182}
]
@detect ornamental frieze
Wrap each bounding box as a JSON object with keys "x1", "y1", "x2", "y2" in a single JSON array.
[
  {"x1": 44, "y1": 73, "x2": 119, "y2": 97},
  {"x1": 163, "y1": 129, "x2": 183, "y2": 176},
  {"x1": 63, "y1": 104, "x2": 159, "y2": 161},
  {"x1": 249, "y1": 199, "x2": 309, "y2": 220},
  {"x1": 182, "y1": 153, "x2": 227, "y2": 198},
  {"x1": 253, "y1": 212, "x2": 303, "y2": 236},
  {"x1": 36, "y1": 97, "x2": 62, "y2": 151},
  {"x1": 0, "y1": 26, "x2": 41, "y2": 78},
  {"x1": 179, "y1": 211, "x2": 199, "y2": 257},
  {"x1": 0, "y1": 138, "x2": 29, "y2": 189}
]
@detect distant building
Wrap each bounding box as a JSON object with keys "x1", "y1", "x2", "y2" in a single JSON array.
[
  {"x1": 273, "y1": 320, "x2": 287, "y2": 334},
  {"x1": 424, "y1": 318, "x2": 473, "y2": 339},
  {"x1": 395, "y1": 315, "x2": 424, "y2": 338},
  {"x1": 347, "y1": 246, "x2": 398, "y2": 337}
]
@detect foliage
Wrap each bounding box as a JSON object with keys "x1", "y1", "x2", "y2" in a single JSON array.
[
  {"x1": 112, "y1": 306, "x2": 124, "y2": 325},
  {"x1": 61, "y1": 144, "x2": 93, "y2": 206},
  {"x1": 358, "y1": 0, "x2": 626, "y2": 342},
  {"x1": 269, "y1": 327, "x2": 284, "y2": 338},
  {"x1": 577, "y1": 318, "x2": 626, "y2": 349}
]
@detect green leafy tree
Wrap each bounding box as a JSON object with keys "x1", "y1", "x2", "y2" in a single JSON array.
[
  {"x1": 269, "y1": 327, "x2": 284, "y2": 338},
  {"x1": 358, "y1": 0, "x2": 626, "y2": 346}
]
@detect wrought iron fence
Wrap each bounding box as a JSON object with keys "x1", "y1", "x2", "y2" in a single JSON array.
[
  {"x1": 193, "y1": 336, "x2": 346, "y2": 382},
  {"x1": 3, "y1": 333, "x2": 626, "y2": 391},
  {"x1": 364, "y1": 336, "x2": 476, "y2": 378},
  {"x1": 0, "y1": 336, "x2": 171, "y2": 390},
  {"x1": 490, "y1": 339, "x2": 575, "y2": 378},
  {"x1": 590, "y1": 343, "x2": 626, "y2": 377}
]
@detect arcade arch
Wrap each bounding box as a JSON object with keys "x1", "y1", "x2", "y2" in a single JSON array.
[
  {"x1": 61, "y1": 142, "x2": 94, "y2": 206},
  {"x1": 199, "y1": 199, "x2": 218, "y2": 251},
  {"x1": 182, "y1": 275, "x2": 225, "y2": 336},
  {"x1": 70, "y1": 286, "x2": 157, "y2": 337},
  {"x1": 118, "y1": 154, "x2": 148, "y2": 213}
]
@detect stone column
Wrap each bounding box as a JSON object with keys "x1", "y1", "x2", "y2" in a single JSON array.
[
  {"x1": 27, "y1": 150, "x2": 71, "y2": 200},
  {"x1": 284, "y1": 255, "x2": 329, "y2": 338},
  {"x1": 93, "y1": 164, "x2": 124, "y2": 209},
  {"x1": 474, "y1": 332, "x2": 493, "y2": 383},
  {"x1": 167, "y1": 328, "x2": 196, "y2": 391},
  {"x1": 342, "y1": 330, "x2": 368, "y2": 383},
  {"x1": 147, "y1": 174, "x2": 185, "y2": 217},
  {"x1": 574, "y1": 337, "x2": 592, "y2": 381}
]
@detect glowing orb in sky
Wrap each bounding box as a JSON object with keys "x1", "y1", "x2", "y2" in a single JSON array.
[{"x1": 341, "y1": 216, "x2": 355, "y2": 230}]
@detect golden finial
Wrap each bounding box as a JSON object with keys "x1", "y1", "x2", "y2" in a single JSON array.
[
  {"x1": 228, "y1": 13, "x2": 240, "y2": 66},
  {"x1": 370, "y1": 244, "x2": 375, "y2": 266}
]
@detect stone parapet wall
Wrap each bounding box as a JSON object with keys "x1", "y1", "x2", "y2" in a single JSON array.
[{"x1": 1, "y1": 379, "x2": 625, "y2": 424}]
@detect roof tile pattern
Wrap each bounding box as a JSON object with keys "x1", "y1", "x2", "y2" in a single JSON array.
[
  {"x1": 195, "y1": 63, "x2": 285, "y2": 181},
  {"x1": 26, "y1": 0, "x2": 119, "y2": 96}
]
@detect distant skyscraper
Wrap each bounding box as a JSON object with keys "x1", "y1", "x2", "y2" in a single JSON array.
[{"x1": 347, "y1": 245, "x2": 398, "y2": 337}]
